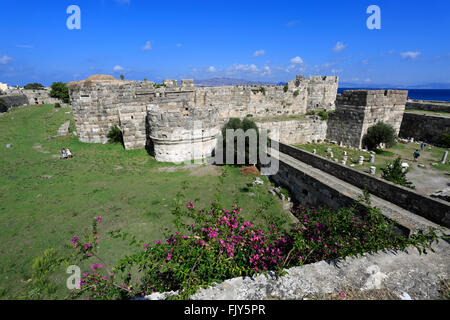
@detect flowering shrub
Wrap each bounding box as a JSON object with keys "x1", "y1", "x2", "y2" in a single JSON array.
[{"x1": 61, "y1": 193, "x2": 440, "y2": 300}]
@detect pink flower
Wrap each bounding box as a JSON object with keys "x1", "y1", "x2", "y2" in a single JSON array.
[{"x1": 339, "y1": 292, "x2": 345, "y2": 298}]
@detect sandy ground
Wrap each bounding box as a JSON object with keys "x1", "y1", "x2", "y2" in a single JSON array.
[{"x1": 406, "y1": 166, "x2": 450, "y2": 195}]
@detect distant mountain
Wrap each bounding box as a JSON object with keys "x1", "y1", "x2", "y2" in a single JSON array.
[{"x1": 194, "y1": 78, "x2": 276, "y2": 87}]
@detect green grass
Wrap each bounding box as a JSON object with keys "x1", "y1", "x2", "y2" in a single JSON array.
[
  {"x1": 0, "y1": 104, "x2": 290, "y2": 299},
  {"x1": 254, "y1": 114, "x2": 308, "y2": 123},
  {"x1": 405, "y1": 109, "x2": 450, "y2": 117},
  {"x1": 294, "y1": 141, "x2": 450, "y2": 175}
]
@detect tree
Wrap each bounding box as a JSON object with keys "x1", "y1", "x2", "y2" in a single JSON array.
[
  {"x1": 107, "y1": 126, "x2": 123, "y2": 144},
  {"x1": 381, "y1": 157, "x2": 415, "y2": 189},
  {"x1": 220, "y1": 117, "x2": 266, "y2": 165},
  {"x1": 283, "y1": 83, "x2": 289, "y2": 93},
  {"x1": 362, "y1": 121, "x2": 397, "y2": 151},
  {"x1": 24, "y1": 83, "x2": 44, "y2": 90},
  {"x1": 49, "y1": 82, "x2": 69, "y2": 103},
  {"x1": 120, "y1": 75, "x2": 125, "y2": 80}
]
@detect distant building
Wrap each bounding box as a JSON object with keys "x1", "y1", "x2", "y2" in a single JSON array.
[{"x1": 0, "y1": 82, "x2": 8, "y2": 93}]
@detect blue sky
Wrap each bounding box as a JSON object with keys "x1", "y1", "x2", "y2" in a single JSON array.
[{"x1": 1, "y1": 0, "x2": 449, "y2": 87}]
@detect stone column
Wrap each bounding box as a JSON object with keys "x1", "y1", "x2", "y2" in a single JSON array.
[
  {"x1": 370, "y1": 166, "x2": 376, "y2": 175},
  {"x1": 358, "y1": 156, "x2": 364, "y2": 165},
  {"x1": 369, "y1": 154, "x2": 375, "y2": 163},
  {"x1": 442, "y1": 151, "x2": 448, "y2": 164}
]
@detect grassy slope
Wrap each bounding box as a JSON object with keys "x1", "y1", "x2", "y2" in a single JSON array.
[{"x1": 0, "y1": 105, "x2": 289, "y2": 299}]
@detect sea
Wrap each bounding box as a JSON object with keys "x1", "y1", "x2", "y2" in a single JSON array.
[{"x1": 338, "y1": 88, "x2": 450, "y2": 102}]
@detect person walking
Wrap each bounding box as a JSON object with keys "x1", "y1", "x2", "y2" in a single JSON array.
[{"x1": 413, "y1": 149, "x2": 420, "y2": 162}]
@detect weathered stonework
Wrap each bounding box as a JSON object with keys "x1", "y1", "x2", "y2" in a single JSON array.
[
  {"x1": 256, "y1": 117, "x2": 328, "y2": 145},
  {"x1": 68, "y1": 75, "x2": 339, "y2": 162},
  {"x1": 22, "y1": 89, "x2": 60, "y2": 105},
  {"x1": 399, "y1": 113, "x2": 450, "y2": 146},
  {"x1": 0, "y1": 94, "x2": 29, "y2": 113},
  {"x1": 326, "y1": 90, "x2": 408, "y2": 148},
  {"x1": 406, "y1": 100, "x2": 450, "y2": 113}
]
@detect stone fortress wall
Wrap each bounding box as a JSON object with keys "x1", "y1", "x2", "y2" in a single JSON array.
[
  {"x1": 0, "y1": 87, "x2": 62, "y2": 113},
  {"x1": 326, "y1": 90, "x2": 407, "y2": 148},
  {"x1": 67, "y1": 74, "x2": 408, "y2": 162},
  {"x1": 68, "y1": 75, "x2": 340, "y2": 161}
]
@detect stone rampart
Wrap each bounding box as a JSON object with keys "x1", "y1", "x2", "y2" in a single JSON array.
[
  {"x1": 0, "y1": 94, "x2": 29, "y2": 113},
  {"x1": 406, "y1": 100, "x2": 450, "y2": 113},
  {"x1": 399, "y1": 113, "x2": 450, "y2": 146},
  {"x1": 327, "y1": 90, "x2": 407, "y2": 148},
  {"x1": 68, "y1": 75, "x2": 339, "y2": 161},
  {"x1": 256, "y1": 117, "x2": 328, "y2": 145}
]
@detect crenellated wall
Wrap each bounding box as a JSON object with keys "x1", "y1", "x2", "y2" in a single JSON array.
[{"x1": 68, "y1": 75, "x2": 339, "y2": 161}]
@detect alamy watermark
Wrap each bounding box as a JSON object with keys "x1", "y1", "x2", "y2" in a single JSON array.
[
  {"x1": 66, "y1": 265, "x2": 81, "y2": 290},
  {"x1": 366, "y1": 5, "x2": 381, "y2": 30},
  {"x1": 66, "y1": 5, "x2": 81, "y2": 30}
]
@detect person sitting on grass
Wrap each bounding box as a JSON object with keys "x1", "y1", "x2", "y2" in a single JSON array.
[
  {"x1": 413, "y1": 149, "x2": 420, "y2": 162},
  {"x1": 66, "y1": 147, "x2": 73, "y2": 159},
  {"x1": 61, "y1": 147, "x2": 67, "y2": 159}
]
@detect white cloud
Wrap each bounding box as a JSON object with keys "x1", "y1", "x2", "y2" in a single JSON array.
[
  {"x1": 142, "y1": 41, "x2": 152, "y2": 51},
  {"x1": 207, "y1": 66, "x2": 216, "y2": 72},
  {"x1": 331, "y1": 69, "x2": 343, "y2": 74},
  {"x1": 253, "y1": 49, "x2": 265, "y2": 57},
  {"x1": 332, "y1": 42, "x2": 347, "y2": 53},
  {"x1": 16, "y1": 45, "x2": 33, "y2": 49},
  {"x1": 362, "y1": 59, "x2": 369, "y2": 65},
  {"x1": 364, "y1": 78, "x2": 372, "y2": 82},
  {"x1": 321, "y1": 61, "x2": 338, "y2": 69},
  {"x1": 260, "y1": 65, "x2": 272, "y2": 76},
  {"x1": 400, "y1": 51, "x2": 421, "y2": 60},
  {"x1": 229, "y1": 64, "x2": 259, "y2": 72},
  {"x1": 0, "y1": 55, "x2": 13, "y2": 64},
  {"x1": 290, "y1": 56, "x2": 304, "y2": 64},
  {"x1": 176, "y1": 43, "x2": 182, "y2": 48},
  {"x1": 113, "y1": 65, "x2": 124, "y2": 71},
  {"x1": 286, "y1": 20, "x2": 300, "y2": 27}
]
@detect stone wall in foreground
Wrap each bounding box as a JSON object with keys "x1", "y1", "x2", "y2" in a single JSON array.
[{"x1": 276, "y1": 142, "x2": 450, "y2": 228}]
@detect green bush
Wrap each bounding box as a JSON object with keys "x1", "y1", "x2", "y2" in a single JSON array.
[
  {"x1": 54, "y1": 103, "x2": 61, "y2": 108},
  {"x1": 381, "y1": 157, "x2": 415, "y2": 189},
  {"x1": 362, "y1": 122, "x2": 397, "y2": 151},
  {"x1": 22, "y1": 193, "x2": 439, "y2": 300},
  {"x1": 107, "y1": 126, "x2": 123, "y2": 144},
  {"x1": 220, "y1": 117, "x2": 264, "y2": 165},
  {"x1": 293, "y1": 90, "x2": 299, "y2": 97},
  {"x1": 49, "y1": 82, "x2": 69, "y2": 103},
  {"x1": 259, "y1": 87, "x2": 266, "y2": 95},
  {"x1": 283, "y1": 84, "x2": 289, "y2": 93},
  {"x1": 24, "y1": 83, "x2": 44, "y2": 90},
  {"x1": 318, "y1": 110, "x2": 328, "y2": 120},
  {"x1": 120, "y1": 75, "x2": 125, "y2": 80}
]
